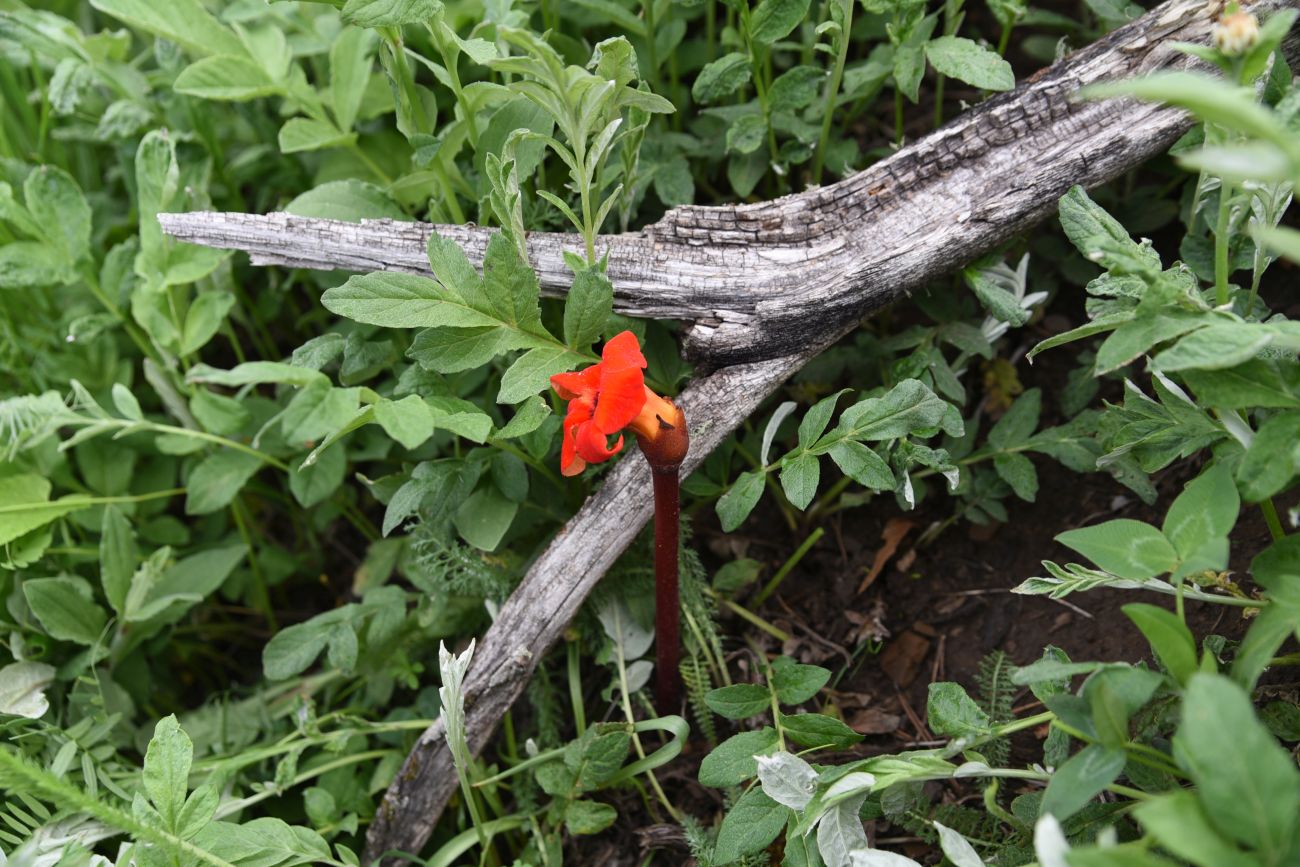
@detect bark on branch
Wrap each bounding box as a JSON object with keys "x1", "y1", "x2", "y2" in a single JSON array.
[
  {"x1": 157, "y1": 0, "x2": 1297, "y2": 863},
  {"x1": 160, "y1": 0, "x2": 1290, "y2": 368}
]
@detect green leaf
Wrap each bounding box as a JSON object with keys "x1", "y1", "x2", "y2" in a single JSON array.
[
  {"x1": 498, "y1": 347, "x2": 584, "y2": 404},
  {"x1": 0, "y1": 241, "x2": 70, "y2": 288},
  {"x1": 820, "y1": 379, "x2": 957, "y2": 443},
  {"x1": 1236, "y1": 411, "x2": 1300, "y2": 503},
  {"x1": 374, "y1": 395, "x2": 435, "y2": 450},
  {"x1": 341, "y1": 0, "x2": 440, "y2": 27},
  {"x1": 1181, "y1": 360, "x2": 1300, "y2": 410},
  {"x1": 174, "y1": 55, "x2": 281, "y2": 101},
  {"x1": 798, "y1": 390, "x2": 850, "y2": 448},
  {"x1": 285, "y1": 180, "x2": 408, "y2": 221},
  {"x1": 278, "y1": 118, "x2": 355, "y2": 154},
  {"x1": 964, "y1": 268, "x2": 1028, "y2": 325},
  {"x1": 988, "y1": 389, "x2": 1041, "y2": 448},
  {"x1": 99, "y1": 506, "x2": 137, "y2": 616},
  {"x1": 704, "y1": 683, "x2": 771, "y2": 719},
  {"x1": 24, "y1": 166, "x2": 91, "y2": 263},
  {"x1": 771, "y1": 65, "x2": 826, "y2": 111},
  {"x1": 770, "y1": 657, "x2": 830, "y2": 704},
  {"x1": 185, "y1": 451, "x2": 263, "y2": 515},
  {"x1": 727, "y1": 114, "x2": 768, "y2": 155},
  {"x1": 288, "y1": 443, "x2": 346, "y2": 508},
  {"x1": 1153, "y1": 323, "x2": 1273, "y2": 372},
  {"x1": 780, "y1": 713, "x2": 864, "y2": 749},
  {"x1": 281, "y1": 383, "x2": 362, "y2": 445},
  {"x1": 1055, "y1": 519, "x2": 1178, "y2": 581},
  {"x1": 187, "y1": 361, "x2": 325, "y2": 388},
  {"x1": 925, "y1": 36, "x2": 1013, "y2": 91},
  {"x1": 323, "y1": 273, "x2": 492, "y2": 329},
  {"x1": 717, "y1": 469, "x2": 766, "y2": 532},
  {"x1": 330, "y1": 26, "x2": 374, "y2": 132},
  {"x1": 713, "y1": 787, "x2": 788, "y2": 864},
  {"x1": 828, "y1": 440, "x2": 895, "y2": 490},
  {"x1": 1039, "y1": 743, "x2": 1126, "y2": 821},
  {"x1": 926, "y1": 682, "x2": 991, "y2": 739},
  {"x1": 779, "y1": 453, "x2": 820, "y2": 510},
  {"x1": 565, "y1": 800, "x2": 617, "y2": 835},
  {"x1": 1161, "y1": 462, "x2": 1238, "y2": 560},
  {"x1": 409, "y1": 326, "x2": 524, "y2": 374},
  {"x1": 563, "y1": 267, "x2": 614, "y2": 349},
  {"x1": 180, "y1": 292, "x2": 235, "y2": 356},
  {"x1": 1132, "y1": 790, "x2": 1258, "y2": 867},
  {"x1": 88, "y1": 0, "x2": 244, "y2": 56},
  {"x1": 692, "y1": 53, "x2": 752, "y2": 103},
  {"x1": 698, "y1": 728, "x2": 780, "y2": 786},
  {"x1": 143, "y1": 715, "x2": 193, "y2": 830},
  {"x1": 23, "y1": 577, "x2": 107, "y2": 646},
  {"x1": 0, "y1": 474, "x2": 83, "y2": 547},
  {"x1": 994, "y1": 452, "x2": 1038, "y2": 501},
  {"x1": 1122, "y1": 603, "x2": 1196, "y2": 685},
  {"x1": 1174, "y1": 674, "x2": 1300, "y2": 860},
  {"x1": 453, "y1": 486, "x2": 518, "y2": 551},
  {"x1": 1057, "y1": 185, "x2": 1161, "y2": 277},
  {"x1": 750, "y1": 0, "x2": 812, "y2": 44}
]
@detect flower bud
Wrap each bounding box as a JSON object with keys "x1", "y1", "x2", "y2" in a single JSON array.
[{"x1": 1213, "y1": 9, "x2": 1259, "y2": 57}]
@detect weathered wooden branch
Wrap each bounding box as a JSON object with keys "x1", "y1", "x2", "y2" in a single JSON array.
[
  {"x1": 160, "y1": 0, "x2": 1292, "y2": 368},
  {"x1": 160, "y1": 0, "x2": 1298, "y2": 862}
]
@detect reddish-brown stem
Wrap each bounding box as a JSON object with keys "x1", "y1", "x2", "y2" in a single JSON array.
[{"x1": 651, "y1": 466, "x2": 681, "y2": 711}]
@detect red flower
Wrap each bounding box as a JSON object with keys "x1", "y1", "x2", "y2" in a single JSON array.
[{"x1": 550, "y1": 331, "x2": 685, "y2": 476}]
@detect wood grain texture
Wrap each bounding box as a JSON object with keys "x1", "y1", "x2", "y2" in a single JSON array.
[
  {"x1": 157, "y1": 1, "x2": 1298, "y2": 863},
  {"x1": 160, "y1": 0, "x2": 1295, "y2": 369}
]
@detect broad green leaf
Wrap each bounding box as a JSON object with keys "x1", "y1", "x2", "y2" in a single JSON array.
[
  {"x1": 498, "y1": 347, "x2": 584, "y2": 404},
  {"x1": 453, "y1": 486, "x2": 518, "y2": 551},
  {"x1": 926, "y1": 682, "x2": 991, "y2": 738},
  {"x1": 278, "y1": 118, "x2": 355, "y2": 153},
  {"x1": 1094, "y1": 310, "x2": 1208, "y2": 375},
  {"x1": 798, "y1": 389, "x2": 851, "y2": 448},
  {"x1": 281, "y1": 383, "x2": 362, "y2": 445},
  {"x1": 1174, "y1": 674, "x2": 1300, "y2": 860},
  {"x1": 988, "y1": 389, "x2": 1041, "y2": 448},
  {"x1": 770, "y1": 657, "x2": 830, "y2": 704},
  {"x1": 174, "y1": 55, "x2": 281, "y2": 101},
  {"x1": 0, "y1": 241, "x2": 70, "y2": 288},
  {"x1": 0, "y1": 474, "x2": 84, "y2": 546},
  {"x1": 1181, "y1": 360, "x2": 1300, "y2": 409},
  {"x1": 994, "y1": 452, "x2": 1038, "y2": 501},
  {"x1": 373, "y1": 396, "x2": 435, "y2": 450},
  {"x1": 698, "y1": 728, "x2": 780, "y2": 786},
  {"x1": 925, "y1": 36, "x2": 1013, "y2": 91},
  {"x1": 100, "y1": 506, "x2": 137, "y2": 616},
  {"x1": 288, "y1": 444, "x2": 346, "y2": 508},
  {"x1": 779, "y1": 712, "x2": 864, "y2": 749},
  {"x1": 1057, "y1": 186, "x2": 1161, "y2": 277},
  {"x1": 821, "y1": 379, "x2": 957, "y2": 443},
  {"x1": 1161, "y1": 462, "x2": 1238, "y2": 560},
  {"x1": 713, "y1": 787, "x2": 787, "y2": 864},
  {"x1": 779, "y1": 453, "x2": 820, "y2": 510},
  {"x1": 330, "y1": 26, "x2": 374, "y2": 132},
  {"x1": 1121, "y1": 603, "x2": 1196, "y2": 685},
  {"x1": 88, "y1": 0, "x2": 244, "y2": 56},
  {"x1": 1039, "y1": 744, "x2": 1125, "y2": 821},
  {"x1": 180, "y1": 291, "x2": 235, "y2": 356},
  {"x1": 1055, "y1": 519, "x2": 1177, "y2": 580},
  {"x1": 563, "y1": 267, "x2": 614, "y2": 349},
  {"x1": 565, "y1": 800, "x2": 617, "y2": 835},
  {"x1": 24, "y1": 165, "x2": 91, "y2": 263},
  {"x1": 717, "y1": 469, "x2": 766, "y2": 532},
  {"x1": 23, "y1": 577, "x2": 107, "y2": 646},
  {"x1": 692, "y1": 53, "x2": 752, "y2": 103},
  {"x1": 770, "y1": 65, "x2": 826, "y2": 112},
  {"x1": 1235, "y1": 411, "x2": 1300, "y2": 503},
  {"x1": 1132, "y1": 791, "x2": 1259, "y2": 867},
  {"x1": 829, "y1": 440, "x2": 895, "y2": 490},
  {"x1": 285, "y1": 180, "x2": 408, "y2": 221},
  {"x1": 185, "y1": 451, "x2": 263, "y2": 515},
  {"x1": 341, "y1": 0, "x2": 440, "y2": 27},
  {"x1": 704, "y1": 683, "x2": 771, "y2": 719},
  {"x1": 323, "y1": 273, "x2": 488, "y2": 329},
  {"x1": 750, "y1": 0, "x2": 812, "y2": 44},
  {"x1": 187, "y1": 361, "x2": 325, "y2": 388},
  {"x1": 1153, "y1": 323, "x2": 1273, "y2": 372},
  {"x1": 143, "y1": 715, "x2": 193, "y2": 829}
]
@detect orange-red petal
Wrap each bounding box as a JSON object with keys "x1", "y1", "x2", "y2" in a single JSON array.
[
  {"x1": 575, "y1": 420, "x2": 623, "y2": 465},
  {"x1": 593, "y1": 331, "x2": 647, "y2": 433},
  {"x1": 550, "y1": 364, "x2": 602, "y2": 402},
  {"x1": 560, "y1": 398, "x2": 594, "y2": 476}
]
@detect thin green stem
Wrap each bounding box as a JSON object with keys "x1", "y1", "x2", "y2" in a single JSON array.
[
  {"x1": 811, "y1": 0, "x2": 853, "y2": 184},
  {"x1": 0, "y1": 487, "x2": 185, "y2": 517},
  {"x1": 753, "y1": 527, "x2": 824, "y2": 606},
  {"x1": 567, "y1": 637, "x2": 587, "y2": 737},
  {"x1": 1214, "y1": 180, "x2": 1234, "y2": 305},
  {"x1": 1261, "y1": 498, "x2": 1286, "y2": 541}
]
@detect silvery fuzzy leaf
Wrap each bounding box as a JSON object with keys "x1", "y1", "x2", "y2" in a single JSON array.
[
  {"x1": 816, "y1": 793, "x2": 868, "y2": 867},
  {"x1": 755, "y1": 751, "x2": 818, "y2": 810}
]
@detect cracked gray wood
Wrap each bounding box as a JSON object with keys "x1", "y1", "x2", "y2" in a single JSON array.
[
  {"x1": 159, "y1": 0, "x2": 1298, "y2": 862},
  {"x1": 159, "y1": 0, "x2": 1293, "y2": 369}
]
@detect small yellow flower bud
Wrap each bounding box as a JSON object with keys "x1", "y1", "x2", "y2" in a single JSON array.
[{"x1": 1213, "y1": 9, "x2": 1260, "y2": 57}]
